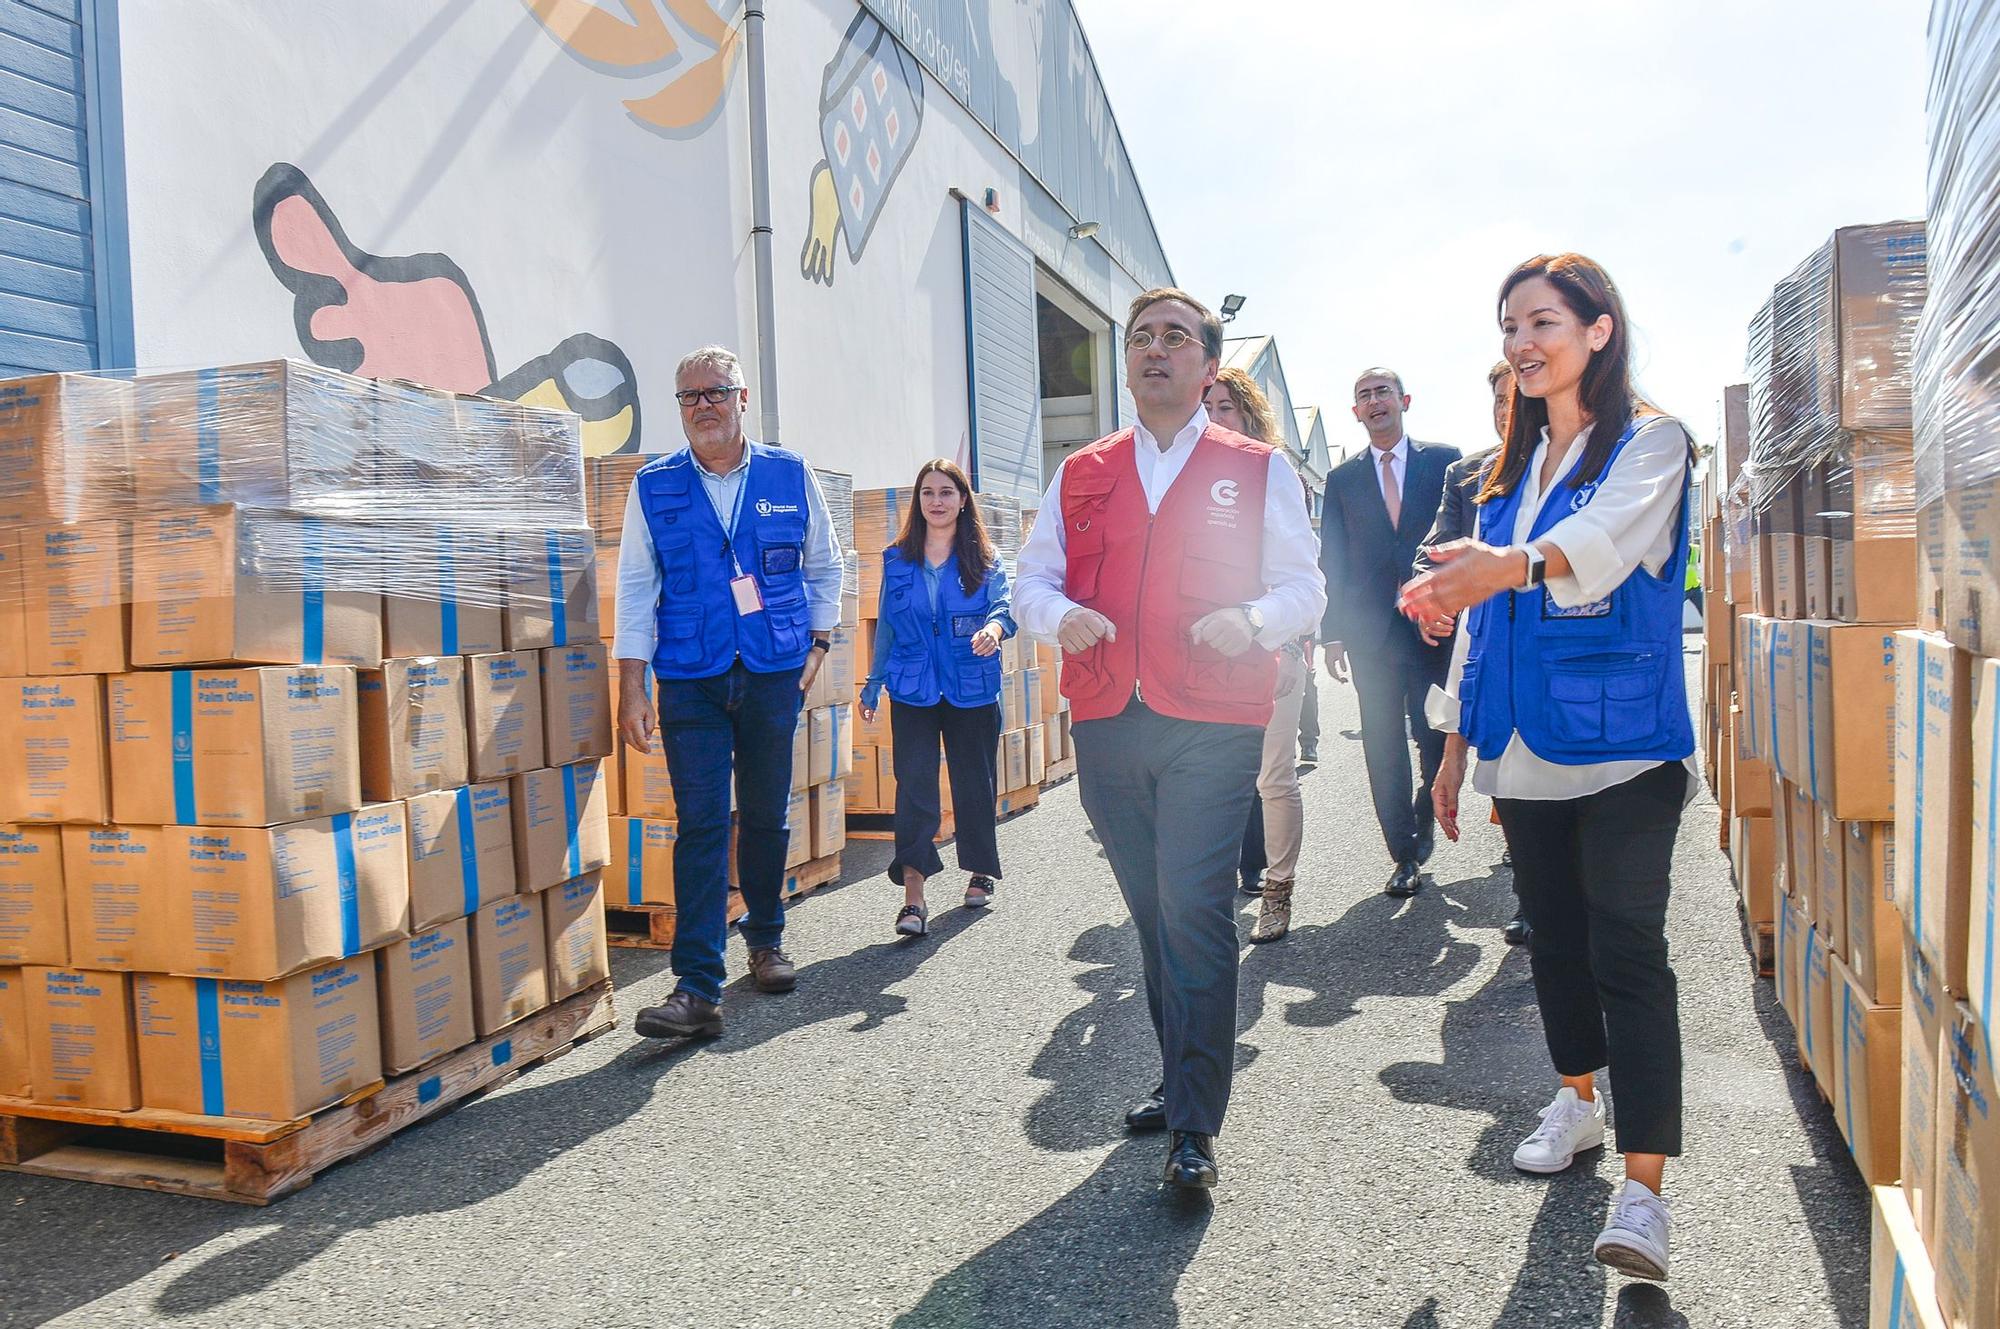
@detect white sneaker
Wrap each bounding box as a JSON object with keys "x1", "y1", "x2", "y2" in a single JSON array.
[
  {"x1": 1594, "y1": 1179, "x2": 1672, "y2": 1281},
  {"x1": 1511, "y1": 1087, "x2": 1606, "y2": 1174}
]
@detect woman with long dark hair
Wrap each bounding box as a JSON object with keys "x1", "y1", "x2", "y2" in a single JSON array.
[
  {"x1": 859, "y1": 459, "x2": 1014, "y2": 937},
  {"x1": 1402, "y1": 254, "x2": 1696, "y2": 1282},
  {"x1": 1203, "y1": 367, "x2": 1307, "y2": 944}
]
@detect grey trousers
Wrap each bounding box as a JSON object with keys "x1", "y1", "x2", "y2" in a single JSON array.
[{"x1": 1073, "y1": 698, "x2": 1264, "y2": 1136}]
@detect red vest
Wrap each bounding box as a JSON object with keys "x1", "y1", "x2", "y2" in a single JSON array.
[{"x1": 1059, "y1": 426, "x2": 1277, "y2": 726}]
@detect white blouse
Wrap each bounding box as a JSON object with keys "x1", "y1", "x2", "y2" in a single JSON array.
[{"x1": 1428, "y1": 414, "x2": 1699, "y2": 802}]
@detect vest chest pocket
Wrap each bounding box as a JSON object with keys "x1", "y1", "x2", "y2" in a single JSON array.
[
  {"x1": 1545, "y1": 659, "x2": 1661, "y2": 747},
  {"x1": 753, "y1": 516, "x2": 807, "y2": 580},
  {"x1": 1064, "y1": 525, "x2": 1107, "y2": 602},
  {"x1": 657, "y1": 604, "x2": 706, "y2": 668},
  {"x1": 654, "y1": 532, "x2": 697, "y2": 595}
]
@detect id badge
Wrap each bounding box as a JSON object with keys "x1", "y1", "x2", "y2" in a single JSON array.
[{"x1": 730, "y1": 574, "x2": 765, "y2": 616}]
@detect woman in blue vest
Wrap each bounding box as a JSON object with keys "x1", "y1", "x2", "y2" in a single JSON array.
[
  {"x1": 1400, "y1": 253, "x2": 1696, "y2": 1285},
  {"x1": 859, "y1": 459, "x2": 1015, "y2": 937}
]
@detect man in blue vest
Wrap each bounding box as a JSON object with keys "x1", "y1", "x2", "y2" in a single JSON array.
[{"x1": 615, "y1": 346, "x2": 844, "y2": 1039}]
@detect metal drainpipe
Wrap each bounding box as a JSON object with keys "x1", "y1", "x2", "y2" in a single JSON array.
[{"x1": 744, "y1": 2, "x2": 782, "y2": 445}]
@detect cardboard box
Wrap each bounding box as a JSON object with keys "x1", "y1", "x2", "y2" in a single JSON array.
[
  {"x1": 511, "y1": 762, "x2": 611, "y2": 893},
  {"x1": 543, "y1": 872, "x2": 609, "y2": 1001},
  {"x1": 846, "y1": 746, "x2": 882, "y2": 812},
  {"x1": 469, "y1": 892, "x2": 548, "y2": 1036},
  {"x1": 1028, "y1": 722, "x2": 1047, "y2": 785},
  {"x1": 135, "y1": 959, "x2": 381, "y2": 1120},
  {"x1": 358, "y1": 656, "x2": 467, "y2": 802},
  {"x1": 1737, "y1": 615, "x2": 1766, "y2": 762},
  {"x1": 807, "y1": 706, "x2": 855, "y2": 785},
  {"x1": 786, "y1": 786, "x2": 810, "y2": 869},
  {"x1": 0, "y1": 372, "x2": 135, "y2": 527},
  {"x1": 132, "y1": 360, "x2": 371, "y2": 508},
  {"x1": 1895, "y1": 632, "x2": 1974, "y2": 992},
  {"x1": 1973, "y1": 656, "x2": 2000, "y2": 1036},
  {"x1": 466, "y1": 651, "x2": 545, "y2": 783},
  {"x1": 0, "y1": 825, "x2": 65, "y2": 966},
  {"x1": 0, "y1": 675, "x2": 109, "y2": 824},
  {"x1": 790, "y1": 710, "x2": 810, "y2": 792},
  {"x1": 1905, "y1": 937, "x2": 1951, "y2": 1255},
  {"x1": 21, "y1": 520, "x2": 128, "y2": 675},
  {"x1": 404, "y1": 782, "x2": 517, "y2": 929},
  {"x1": 503, "y1": 529, "x2": 598, "y2": 652},
  {"x1": 1831, "y1": 951, "x2": 1899, "y2": 1185},
  {"x1": 1803, "y1": 923, "x2": 1836, "y2": 1096},
  {"x1": 826, "y1": 624, "x2": 857, "y2": 702},
  {"x1": 1790, "y1": 782, "x2": 1818, "y2": 920},
  {"x1": 59, "y1": 825, "x2": 170, "y2": 972},
  {"x1": 129, "y1": 507, "x2": 381, "y2": 668},
  {"x1": 540, "y1": 643, "x2": 613, "y2": 767},
  {"x1": 1944, "y1": 473, "x2": 2000, "y2": 657},
  {"x1": 1846, "y1": 822, "x2": 1899, "y2": 1004},
  {"x1": 0, "y1": 966, "x2": 26, "y2": 1097},
  {"x1": 1818, "y1": 805, "x2": 1849, "y2": 958},
  {"x1": 1936, "y1": 1002, "x2": 2000, "y2": 1329},
  {"x1": 1871, "y1": 1184, "x2": 1947, "y2": 1329},
  {"x1": 1005, "y1": 729, "x2": 1028, "y2": 796},
  {"x1": 162, "y1": 806, "x2": 410, "y2": 980},
  {"x1": 1772, "y1": 533, "x2": 1805, "y2": 621},
  {"x1": 0, "y1": 531, "x2": 26, "y2": 678},
  {"x1": 108, "y1": 666, "x2": 361, "y2": 827},
  {"x1": 1920, "y1": 498, "x2": 1948, "y2": 634},
  {"x1": 380, "y1": 525, "x2": 505, "y2": 658},
  {"x1": 1703, "y1": 593, "x2": 1734, "y2": 665},
  {"x1": 809, "y1": 782, "x2": 845, "y2": 860},
  {"x1": 374, "y1": 918, "x2": 474, "y2": 1074},
  {"x1": 1769, "y1": 620, "x2": 1801, "y2": 780},
  {"x1": 624, "y1": 739, "x2": 677, "y2": 819},
  {"x1": 1775, "y1": 888, "x2": 1802, "y2": 1026},
  {"x1": 24, "y1": 966, "x2": 138, "y2": 1109},
  {"x1": 1804, "y1": 622, "x2": 1900, "y2": 820},
  {"x1": 1803, "y1": 535, "x2": 1832, "y2": 621},
  {"x1": 606, "y1": 816, "x2": 676, "y2": 907},
  {"x1": 1731, "y1": 710, "x2": 1773, "y2": 816},
  {"x1": 1733, "y1": 814, "x2": 1776, "y2": 926}
]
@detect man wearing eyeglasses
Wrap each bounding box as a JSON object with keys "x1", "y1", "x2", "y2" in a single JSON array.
[
  {"x1": 615, "y1": 346, "x2": 844, "y2": 1040},
  {"x1": 1015, "y1": 288, "x2": 1324, "y2": 1189}
]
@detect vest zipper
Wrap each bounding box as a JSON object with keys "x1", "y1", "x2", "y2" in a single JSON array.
[{"x1": 1133, "y1": 513, "x2": 1155, "y2": 705}]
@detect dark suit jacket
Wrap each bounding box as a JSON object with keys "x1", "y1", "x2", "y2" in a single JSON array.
[
  {"x1": 1413, "y1": 450, "x2": 1498, "y2": 578},
  {"x1": 1317, "y1": 439, "x2": 1463, "y2": 657}
]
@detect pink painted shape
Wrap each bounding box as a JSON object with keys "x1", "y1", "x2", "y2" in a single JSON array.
[{"x1": 267, "y1": 193, "x2": 493, "y2": 391}]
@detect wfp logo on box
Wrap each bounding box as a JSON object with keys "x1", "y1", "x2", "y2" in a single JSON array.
[{"x1": 173, "y1": 732, "x2": 193, "y2": 755}]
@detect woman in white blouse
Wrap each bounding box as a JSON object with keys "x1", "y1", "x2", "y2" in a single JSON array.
[{"x1": 1400, "y1": 253, "x2": 1695, "y2": 1284}]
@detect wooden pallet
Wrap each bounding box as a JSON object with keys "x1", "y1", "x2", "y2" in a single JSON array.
[
  {"x1": 1042, "y1": 756, "x2": 1076, "y2": 788},
  {"x1": 782, "y1": 852, "x2": 842, "y2": 899},
  {"x1": 606, "y1": 890, "x2": 747, "y2": 949},
  {"x1": 0, "y1": 982, "x2": 616, "y2": 1205},
  {"x1": 848, "y1": 789, "x2": 1040, "y2": 841},
  {"x1": 1749, "y1": 923, "x2": 1775, "y2": 979}
]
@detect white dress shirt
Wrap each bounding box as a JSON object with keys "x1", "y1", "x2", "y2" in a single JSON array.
[
  {"x1": 1013, "y1": 406, "x2": 1327, "y2": 651},
  {"x1": 612, "y1": 441, "x2": 844, "y2": 663},
  {"x1": 1371, "y1": 436, "x2": 1410, "y2": 514},
  {"x1": 1430, "y1": 414, "x2": 1698, "y2": 802}
]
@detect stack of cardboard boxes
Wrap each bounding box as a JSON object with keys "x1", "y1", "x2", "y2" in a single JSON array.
[
  {"x1": 0, "y1": 362, "x2": 612, "y2": 1127},
  {"x1": 591, "y1": 459, "x2": 859, "y2": 923},
  {"x1": 843, "y1": 487, "x2": 1069, "y2": 822}
]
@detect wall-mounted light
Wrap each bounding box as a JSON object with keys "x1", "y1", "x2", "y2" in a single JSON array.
[
  {"x1": 1220, "y1": 293, "x2": 1247, "y2": 322},
  {"x1": 1067, "y1": 220, "x2": 1101, "y2": 240},
  {"x1": 984, "y1": 187, "x2": 1001, "y2": 214}
]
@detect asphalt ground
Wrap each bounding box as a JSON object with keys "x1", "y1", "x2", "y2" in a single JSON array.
[{"x1": 0, "y1": 647, "x2": 1868, "y2": 1328}]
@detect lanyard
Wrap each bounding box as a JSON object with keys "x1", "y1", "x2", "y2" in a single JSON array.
[{"x1": 701, "y1": 466, "x2": 751, "y2": 576}]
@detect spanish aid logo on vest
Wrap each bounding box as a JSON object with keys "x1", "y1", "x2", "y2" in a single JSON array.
[{"x1": 1207, "y1": 478, "x2": 1241, "y2": 529}]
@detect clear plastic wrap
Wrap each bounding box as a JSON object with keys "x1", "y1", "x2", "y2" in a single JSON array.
[
  {"x1": 1916, "y1": 0, "x2": 2000, "y2": 504},
  {"x1": 813, "y1": 467, "x2": 854, "y2": 553},
  {"x1": 0, "y1": 360, "x2": 592, "y2": 663}
]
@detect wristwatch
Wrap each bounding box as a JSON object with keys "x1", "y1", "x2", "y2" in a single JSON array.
[
  {"x1": 809, "y1": 635, "x2": 832, "y2": 654},
  {"x1": 1238, "y1": 603, "x2": 1266, "y2": 633},
  {"x1": 1517, "y1": 546, "x2": 1547, "y2": 591}
]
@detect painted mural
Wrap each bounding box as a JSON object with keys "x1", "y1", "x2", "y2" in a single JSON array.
[
  {"x1": 251, "y1": 162, "x2": 642, "y2": 456},
  {"x1": 799, "y1": 9, "x2": 925, "y2": 287},
  {"x1": 523, "y1": 0, "x2": 742, "y2": 137}
]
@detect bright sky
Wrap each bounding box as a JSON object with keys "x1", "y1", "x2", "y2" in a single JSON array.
[{"x1": 1081, "y1": 0, "x2": 1929, "y2": 461}]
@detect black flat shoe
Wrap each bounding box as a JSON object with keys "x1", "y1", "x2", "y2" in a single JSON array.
[
  {"x1": 894, "y1": 903, "x2": 929, "y2": 938},
  {"x1": 964, "y1": 875, "x2": 995, "y2": 909},
  {"x1": 1503, "y1": 913, "x2": 1532, "y2": 946},
  {"x1": 1164, "y1": 1131, "x2": 1218, "y2": 1188},
  {"x1": 1384, "y1": 861, "x2": 1421, "y2": 898},
  {"x1": 1124, "y1": 1086, "x2": 1167, "y2": 1132},
  {"x1": 1239, "y1": 874, "x2": 1263, "y2": 897}
]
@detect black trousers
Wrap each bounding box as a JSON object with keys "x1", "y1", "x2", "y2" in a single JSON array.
[
  {"x1": 1347, "y1": 638, "x2": 1450, "y2": 863},
  {"x1": 1073, "y1": 699, "x2": 1263, "y2": 1135},
  {"x1": 1496, "y1": 761, "x2": 1688, "y2": 1157},
  {"x1": 1297, "y1": 665, "x2": 1321, "y2": 754},
  {"x1": 887, "y1": 699, "x2": 1002, "y2": 883}
]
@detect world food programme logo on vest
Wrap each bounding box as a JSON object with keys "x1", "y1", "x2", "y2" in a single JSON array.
[
  {"x1": 754, "y1": 499, "x2": 801, "y2": 516},
  {"x1": 1207, "y1": 478, "x2": 1241, "y2": 529},
  {"x1": 1569, "y1": 480, "x2": 1602, "y2": 513}
]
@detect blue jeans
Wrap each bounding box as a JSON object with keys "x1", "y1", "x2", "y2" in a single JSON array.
[{"x1": 658, "y1": 661, "x2": 805, "y2": 1003}]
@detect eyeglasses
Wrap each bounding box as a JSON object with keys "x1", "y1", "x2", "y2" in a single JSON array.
[
  {"x1": 674, "y1": 385, "x2": 743, "y2": 407},
  {"x1": 1125, "y1": 329, "x2": 1204, "y2": 352}
]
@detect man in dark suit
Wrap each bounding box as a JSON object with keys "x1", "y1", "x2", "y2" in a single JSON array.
[
  {"x1": 1319, "y1": 368, "x2": 1461, "y2": 898},
  {"x1": 1414, "y1": 361, "x2": 1529, "y2": 943}
]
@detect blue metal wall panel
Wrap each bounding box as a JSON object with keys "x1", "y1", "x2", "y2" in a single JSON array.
[{"x1": 0, "y1": 0, "x2": 100, "y2": 371}]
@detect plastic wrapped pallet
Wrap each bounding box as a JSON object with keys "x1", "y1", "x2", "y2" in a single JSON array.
[{"x1": 814, "y1": 467, "x2": 855, "y2": 552}]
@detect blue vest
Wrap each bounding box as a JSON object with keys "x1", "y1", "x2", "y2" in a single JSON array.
[
  {"x1": 1460, "y1": 421, "x2": 1694, "y2": 767},
  {"x1": 636, "y1": 444, "x2": 815, "y2": 679},
  {"x1": 878, "y1": 548, "x2": 1003, "y2": 708}
]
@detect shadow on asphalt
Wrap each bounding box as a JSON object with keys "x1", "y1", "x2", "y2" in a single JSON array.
[{"x1": 890, "y1": 1137, "x2": 1213, "y2": 1329}]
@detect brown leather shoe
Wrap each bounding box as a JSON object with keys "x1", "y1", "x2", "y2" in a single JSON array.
[
  {"x1": 633, "y1": 990, "x2": 723, "y2": 1039},
  {"x1": 746, "y1": 946, "x2": 797, "y2": 993}
]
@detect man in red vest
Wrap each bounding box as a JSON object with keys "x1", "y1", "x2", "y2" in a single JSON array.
[{"x1": 1015, "y1": 288, "x2": 1325, "y2": 1189}]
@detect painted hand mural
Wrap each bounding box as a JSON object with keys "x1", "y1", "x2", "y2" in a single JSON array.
[
  {"x1": 800, "y1": 10, "x2": 925, "y2": 287},
  {"x1": 522, "y1": 0, "x2": 741, "y2": 137},
  {"x1": 252, "y1": 162, "x2": 642, "y2": 456}
]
